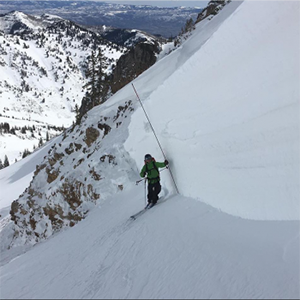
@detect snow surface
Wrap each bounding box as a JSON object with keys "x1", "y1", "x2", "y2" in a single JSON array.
[
  {"x1": 0, "y1": 11, "x2": 126, "y2": 164},
  {"x1": 0, "y1": 136, "x2": 59, "y2": 210},
  {"x1": 0, "y1": 0, "x2": 299, "y2": 298},
  {"x1": 125, "y1": 0, "x2": 300, "y2": 220},
  {"x1": 1, "y1": 189, "x2": 299, "y2": 299}
]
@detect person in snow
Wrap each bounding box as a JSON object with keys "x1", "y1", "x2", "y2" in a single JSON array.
[{"x1": 140, "y1": 154, "x2": 169, "y2": 207}]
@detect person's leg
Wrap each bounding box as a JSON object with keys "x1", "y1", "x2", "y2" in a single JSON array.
[
  {"x1": 152, "y1": 182, "x2": 161, "y2": 204},
  {"x1": 147, "y1": 183, "x2": 154, "y2": 204}
]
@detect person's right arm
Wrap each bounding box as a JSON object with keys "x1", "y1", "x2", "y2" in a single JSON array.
[{"x1": 140, "y1": 165, "x2": 146, "y2": 177}]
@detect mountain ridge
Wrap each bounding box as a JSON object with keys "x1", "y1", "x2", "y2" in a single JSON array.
[{"x1": 0, "y1": 0, "x2": 203, "y2": 37}]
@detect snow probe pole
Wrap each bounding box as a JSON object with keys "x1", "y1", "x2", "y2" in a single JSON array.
[
  {"x1": 135, "y1": 178, "x2": 147, "y2": 205},
  {"x1": 131, "y1": 83, "x2": 179, "y2": 194},
  {"x1": 136, "y1": 178, "x2": 145, "y2": 185},
  {"x1": 144, "y1": 179, "x2": 147, "y2": 206}
]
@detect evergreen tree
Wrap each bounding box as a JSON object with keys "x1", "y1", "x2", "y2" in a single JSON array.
[
  {"x1": 75, "y1": 104, "x2": 80, "y2": 125},
  {"x1": 95, "y1": 49, "x2": 106, "y2": 104},
  {"x1": 0, "y1": 158, "x2": 3, "y2": 170},
  {"x1": 84, "y1": 49, "x2": 106, "y2": 109},
  {"x1": 85, "y1": 50, "x2": 97, "y2": 107},
  {"x1": 184, "y1": 18, "x2": 195, "y2": 33},
  {"x1": 4, "y1": 155, "x2": 9, "y2": 168},
  {"x1": 38, "y1": 137, "x2": 43, "y2": 147},
  {"x1": 2, "y1": 122, "x2": 10, "y2": 133},
  {"x1": 22, "y1": 149, "x2": 31, "y2": 158}
]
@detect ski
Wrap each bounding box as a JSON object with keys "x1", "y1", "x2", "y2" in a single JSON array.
[
  {"x1": 130, "y1": 203, "x2": 156, "y2": 220},
  {"x1": 130, "y1": 209, "x2": 147, "y2": 220}
]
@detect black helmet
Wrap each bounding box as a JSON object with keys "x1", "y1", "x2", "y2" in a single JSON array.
[{"x1": 144, "y1": 154, "x2": 152, "y2": 161}]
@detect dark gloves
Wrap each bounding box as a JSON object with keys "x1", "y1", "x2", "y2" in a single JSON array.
[{"x1": 164, "y1": 159, "x2": 169, "y2": 166}]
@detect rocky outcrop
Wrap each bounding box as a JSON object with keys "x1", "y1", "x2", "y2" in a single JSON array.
[
  {"x1": 195, "y1": 0, "x2": 231, "y2": 24},
  {"x1": 78, "y1": 40, "x2": 160, "y2": 123},
  {"x1": 84, "y1": 127, "x2": 100, "y2": 147},
  {"x1": 7, "y1": 99, "x2": 135, "y2": 247},
  {"x1": 109, "y1": 41, "x2": 161, "y2": 94}
]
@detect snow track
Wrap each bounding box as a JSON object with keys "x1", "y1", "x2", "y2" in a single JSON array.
[{"x1": 1, "y1": 189, "x2": 299, "y2": 298}]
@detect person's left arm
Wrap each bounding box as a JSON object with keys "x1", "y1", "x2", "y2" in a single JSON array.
[{"x1": 155, "y1": 160, "x2": 169, "y2": 168}]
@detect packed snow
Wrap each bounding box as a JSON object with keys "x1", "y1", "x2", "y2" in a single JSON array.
[
  {"x1": 0, "y1": 0, "x2": 299, "y2": 299},
  {"x1": 1, "y1": 189, "x2": 299, "y2": 299}
]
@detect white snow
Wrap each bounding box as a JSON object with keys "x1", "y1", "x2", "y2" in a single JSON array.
[
  {"x1": 125, "y1": 0, "x2": 300, "y2": 220},
  {"x1": 1, "y1": 189, "x2": 299, "y2": 299},
  {"x1": 0, "y1": 12, "x2": 126, "y2": 164},
  {"x1": 0, "y1": 0, "x2": 299, "y2": 298},
  {"x1": 0, "y1": 136, "x2": 59, "y2": 210}
]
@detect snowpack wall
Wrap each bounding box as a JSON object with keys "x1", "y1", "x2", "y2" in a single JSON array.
[{"x1": 125, "y1": 1, "x2": 300, "y2": 220}]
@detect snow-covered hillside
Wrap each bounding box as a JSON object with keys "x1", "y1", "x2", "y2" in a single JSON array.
[
  {"x1": 0, "y1": 11, "x2": 165, "y2": 166},
  {"x1": 0, "y1": 0, "x2": 299, "y2": 298},
  {"x1": 0, "y1": 11, "x2": 126, "y2": 164}
]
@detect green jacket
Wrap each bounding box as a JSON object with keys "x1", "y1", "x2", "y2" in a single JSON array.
[{"x1": 140, "y1": 161, "x2": 167, "y2": 184}]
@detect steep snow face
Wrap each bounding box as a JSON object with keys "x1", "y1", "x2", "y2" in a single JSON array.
[{"x1": 125, "y1": 1, "x2": 300, "y2": 220}]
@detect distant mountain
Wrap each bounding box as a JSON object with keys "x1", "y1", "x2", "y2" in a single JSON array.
[
  {"x1": 0, "y1": 0, "x2": 203, "y2": 37},
  {"x1": 0, "y1": 11, "x2": 165, "y2": 164}
]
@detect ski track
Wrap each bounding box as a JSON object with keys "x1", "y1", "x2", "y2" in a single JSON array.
[{"x1": 0, "y1": 189, "x2": 299, "y2": 298}]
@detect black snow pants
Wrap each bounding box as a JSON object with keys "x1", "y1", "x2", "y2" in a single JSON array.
[{"x1": 147, "y1": 181, "x2": 161, "y2": 204}]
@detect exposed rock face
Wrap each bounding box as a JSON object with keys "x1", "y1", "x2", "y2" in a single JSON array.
[
  {"x1": 8, "y1": 99, "x2": 136, "y2": 247},
  {"x1": 196, "y1": 0, "x2": 231, "y2": 23},
  {"x1": 78, "y1": 40, "x2": 160, "y2": 122},
  {"x1": 77, "y1": 32, "x2": 163, "y2": 123},
  {"x1": 110, "y1": 41, "x2": 161, "y2": 94},
  {"x1": 84, "y1": 127, "x2": 100, "y2": 147}
]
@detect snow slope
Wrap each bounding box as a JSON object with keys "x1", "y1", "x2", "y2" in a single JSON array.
[
  {"x1": 0, "y1": 136, "x2": 59, "y2": 210},
  {"x1": 0, "y1": 0, "x2": 299, "y2": 298},
  {"x1": 0, "y1": 11, "x2": 126, "y2": 164},
  {"x1": 125, "y1": 0, "x2": 300, "y2": 220},
  {"x1": 1, "y1": 189, "x2": 299, "y2": 299}
]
